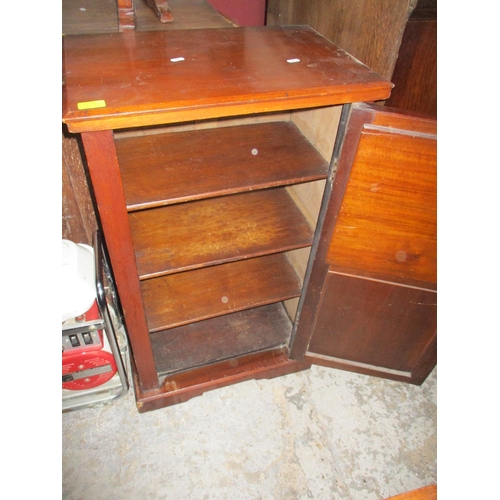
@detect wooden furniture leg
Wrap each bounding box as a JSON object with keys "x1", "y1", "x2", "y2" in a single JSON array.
[
  {"x1": 117, "y1": 0, "x2": 136, "y2": 31},
  {"x1": 144, "y1": 0, "x2": 173, "y2": 23}
]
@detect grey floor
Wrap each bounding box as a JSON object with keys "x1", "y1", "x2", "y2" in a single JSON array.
[{"x1": 62, "y1": 363, "x2": 436, "y2": 500}]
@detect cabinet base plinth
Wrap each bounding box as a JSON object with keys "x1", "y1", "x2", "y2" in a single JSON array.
[{"x1": 131, "y1": 349, "x2": 311, "y2": 413}]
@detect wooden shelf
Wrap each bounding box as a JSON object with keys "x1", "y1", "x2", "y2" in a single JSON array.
[
  {"x1": 142, "y1": 253, "x2": 302, "y2": 332},
  {"x1": 151, "y1": 302, "x2": 293, "y2": 376},
  {"x1": 129, "y1": 187, "x2": 314, "y2": 279},
  {"x1": 116, "y1": 121, "x2": 329, "y2": 211}
]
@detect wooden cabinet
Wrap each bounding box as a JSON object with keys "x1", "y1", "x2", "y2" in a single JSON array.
[
  {"x1": 385, "y1": 0, "x2": 437, "y2": 117},
  {"x1": 62, "y1": 26, "x2": 436, "y2": 413},
  {"x1": 293, "y1": 103, "x2": 437, "y2": 385}
]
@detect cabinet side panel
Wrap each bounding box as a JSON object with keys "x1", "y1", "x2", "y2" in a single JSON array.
[
  {"x1": 291, "y1": 106, "x2": 342, "y2": 161},
  {"x1": 81, "y1": 130, "x2": 159, "y2": 390}
]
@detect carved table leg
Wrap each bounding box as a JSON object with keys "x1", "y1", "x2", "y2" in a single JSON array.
[
  {"x1": 144, "y1": 0, "x2": 173, "y2": 23},
  {"x1": 117, "y1": 0, "x2": 136, "y2": 31}
]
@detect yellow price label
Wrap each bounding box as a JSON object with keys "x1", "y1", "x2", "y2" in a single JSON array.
[{"x1": 77, "y1": 100, "x2": 107, "y2": 110}]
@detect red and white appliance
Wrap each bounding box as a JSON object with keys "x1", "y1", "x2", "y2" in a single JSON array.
[{"x1": 62, "y1": 232, "x2": 129, "y2": 411}]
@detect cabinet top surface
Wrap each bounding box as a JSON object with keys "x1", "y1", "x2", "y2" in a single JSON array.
[{"x1": 62, "y1": 26, "x2": 393, "y2": 132}]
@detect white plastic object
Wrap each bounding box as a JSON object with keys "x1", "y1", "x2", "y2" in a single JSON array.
[{"x1": 62, "y1": 239, "x2": 96, "y2": 322}]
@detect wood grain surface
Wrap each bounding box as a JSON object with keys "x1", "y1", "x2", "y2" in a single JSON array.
[
  {"x1": 129, "y1": 187, "x2": 314, "y2": 279},
  {"x1": 62, "y1": 26, "x2": 393, "y2": 132},
  {"x1": 142, "y1": 253, "x2": 302, "y2": 331},
  {"x1": 308, "y1": 272, "x2": 437, "y2": 373},
  {"x1": 327, "y1": 123, "x2": 437, "y2": 285},
  {"x1": 116, "y1": 121, "x2": 329, "y2": 210},
  {"x1": 151, "y1": 303, "x2": 293, "y2": 375}
]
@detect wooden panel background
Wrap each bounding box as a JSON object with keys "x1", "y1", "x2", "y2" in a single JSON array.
[
  {"x1": 266, "y1": 0, "x2": 417, "y2": 80},
  {"x1": 62, "y1": 128, "x2": 98, "y2": 245},
  {"x1": 385, "y1": 0, "x2": 437, "y2": 117}
]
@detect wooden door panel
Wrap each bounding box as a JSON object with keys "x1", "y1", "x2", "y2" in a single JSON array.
[
  {"x1": 326, "y1": 127, "x2": 437, "y2": 285},
  {"x1": 308, "y1": 272, "x2": 436, "y2": 373},
  {"x1": 293, "y1": 103, "x2": 437, "y2": 385}
]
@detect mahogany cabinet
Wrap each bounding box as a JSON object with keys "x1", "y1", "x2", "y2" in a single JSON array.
[{"x1": 62, "y1": 26, "x2": 435, "y2": 413}]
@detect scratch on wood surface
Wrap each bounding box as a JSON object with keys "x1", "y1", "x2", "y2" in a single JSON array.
[{"x1": 130, "y1": 213, "x2": 148, "y2": 228}]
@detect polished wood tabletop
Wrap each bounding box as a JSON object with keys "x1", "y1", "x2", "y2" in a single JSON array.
[{"x1": 62, "y1": 26, "x2": 393, "y2": 132}]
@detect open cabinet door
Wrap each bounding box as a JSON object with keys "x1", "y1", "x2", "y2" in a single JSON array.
[{"x1": 291, "y1": 103, "x2": 437, "y2": 385}]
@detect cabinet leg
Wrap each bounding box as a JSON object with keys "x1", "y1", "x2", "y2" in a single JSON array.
[
  {"x1": 143, "y1": 0, "x2": 173, "y2": 23},
  {"x1": 117, "y1": 0, "x2": 136, "y2": 31}
]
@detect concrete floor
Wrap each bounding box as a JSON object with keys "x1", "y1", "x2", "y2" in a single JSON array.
[{"x1": 62, "y1": 364, "x2": 436, "y2": 499}]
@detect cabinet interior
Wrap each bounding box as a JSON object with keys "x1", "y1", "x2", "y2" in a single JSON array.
[{"x1": 113, "y1": 106, "x2": 342, "y2": 383}]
